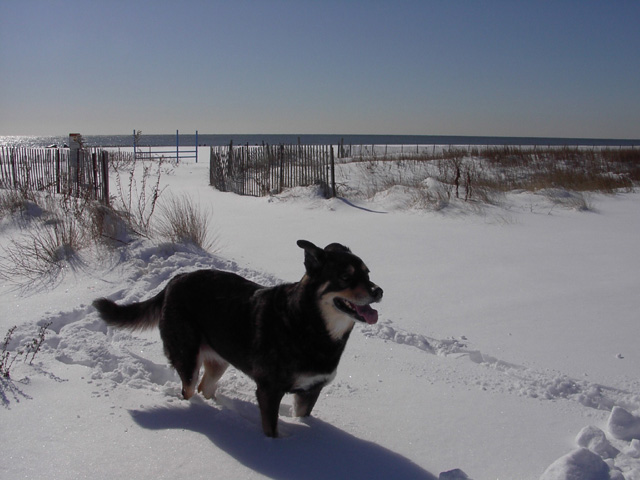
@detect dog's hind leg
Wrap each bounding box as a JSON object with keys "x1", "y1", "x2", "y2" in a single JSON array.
[
  {"x1": 159, "y1": 315, "x2": 202, "y2": 400},
  {"x1": 197, "y1": 346, "x2": 229, "y2": 400},
  {"x1": 256, "y1": 384, "x2": 285, "y2": 437},
  {"x1": 293, "y1": 386, "x2": 323, "y2": 417},
  {"x1": 181, "y1": 367, "x2": 201, "y2": 400}
]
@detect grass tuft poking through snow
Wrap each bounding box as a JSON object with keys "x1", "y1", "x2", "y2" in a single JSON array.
[{"x1": 156, "y1": 193, "x2": 216, "y2": 251}]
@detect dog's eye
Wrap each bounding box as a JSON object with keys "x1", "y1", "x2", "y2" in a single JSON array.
[{"x1": 339, "y1": 273, "x2": 352, "y2": 282}]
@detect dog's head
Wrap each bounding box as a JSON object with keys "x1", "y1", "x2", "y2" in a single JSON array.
[{"x1": 297, "y1": 240, "x2": 383, "y2": 339}]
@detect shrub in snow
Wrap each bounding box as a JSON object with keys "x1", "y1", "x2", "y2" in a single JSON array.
[
  {"x1": 0, "y1": 322, "x2": 51, "y2": 378},
  {"x1": 155, "y1": 193, "x2": 215, "y2": 250}
]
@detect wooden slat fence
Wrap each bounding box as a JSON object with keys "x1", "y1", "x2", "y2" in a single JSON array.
[
  {"x1": 0, "y1": 147, "x2": 110, "y2": 203},
  {"x1": 210, "y1": 143, "x2": 335, "y2": 197}
]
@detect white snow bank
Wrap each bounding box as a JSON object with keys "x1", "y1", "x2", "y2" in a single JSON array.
[
  {"x1": 609, "y1": 406, "x2": 640, "y2": 441},
  {"x1": 2, "y1": 157, "x2": 640, "y2": 480},
  {"x1": 539, "y1": 448, "x2": 614, "y2": 480},
  {"x1": 541, "y1": 406, "x2": 640, "y2": 479},
  {"x1": 576, "y1": 425, "x2": 619, "y2": 459}
]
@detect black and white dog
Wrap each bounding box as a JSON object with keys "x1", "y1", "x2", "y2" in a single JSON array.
[{"x1": 93, "y1": 240, "x2": 383, "y2": 437}]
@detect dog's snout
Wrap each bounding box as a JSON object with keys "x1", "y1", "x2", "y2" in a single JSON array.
[{"x1": 371, "y1": 285, "x2": 383, "y2": 301}]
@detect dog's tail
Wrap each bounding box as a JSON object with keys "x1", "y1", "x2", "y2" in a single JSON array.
[{"x1": 93, "y1": 290, "x2": 165, "y2": 331}]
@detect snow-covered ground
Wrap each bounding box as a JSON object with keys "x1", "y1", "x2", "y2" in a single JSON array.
[{"x1": 1, "y1": 151, "x2": 639, "y2": 479}]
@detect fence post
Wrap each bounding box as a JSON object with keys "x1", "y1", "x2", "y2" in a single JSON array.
[
  {"x1": 11, "y1": 148, "x2": 18, "y2": 188},
  {"x1": 92, "y1": 152, "x2": 98, "y2": 199},
  {"x1": 55, "y1": 149, "x2": 61, "y2": 194},
  {"x1": 209, "y1": 146, "x2": 213, "y2": 186},
  {"x1": 228, "y1": 140, "x2": 234, "y2": 191},
  {"x1": 330, "y1": 146, "x2": 336, "y2": 198},
  {"x1": 279, "y1": 144, "x2": 284, "y2": 193},
  {"x1": 101, "y1": 151, "x2": 109, "y2": 205},
  {"x1": 75, "y1": 149, "x2": 81, "y2": 198}
]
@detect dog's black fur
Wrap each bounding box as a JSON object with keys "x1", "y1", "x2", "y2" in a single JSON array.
[{"x1": 93, "y1": 240, "x2": 382, "y2": 437}]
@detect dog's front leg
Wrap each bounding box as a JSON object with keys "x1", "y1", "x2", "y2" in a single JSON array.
[
  {"x1": 293, "y1": 386, "x2": 322, "y2": 417},
  {"x1": 256, "y1": 385, "x2": 285, "y2": 437}
]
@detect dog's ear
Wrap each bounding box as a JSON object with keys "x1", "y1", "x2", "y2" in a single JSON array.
[
  {"x1": 297, "y1": 240, "x2": 325, "y2": 274},
  {"x1": 324, "y1": 243, "x2": 351, "y2": 253}
]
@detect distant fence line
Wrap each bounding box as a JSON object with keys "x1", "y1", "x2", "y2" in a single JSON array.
[
  {"x1": 134, "y1": 130, "x2": 198, "y2": 163},
  {"x1": 0, "y1": 147, "x2": 109, "y2": 203},
  {"x1": 208, "y1": 142, "x2": 629, "y2": 199},
  {"x1": 335, "y1": 142, "x2": 637, "y2": 161},
  {"x1": 210, "y1": 143, "x2": 336, "y2": 198}
]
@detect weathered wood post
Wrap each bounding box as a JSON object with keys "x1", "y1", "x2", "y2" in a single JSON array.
[
  {"x1": 176, "y1": 130, "x2": 179, "y2": 164},
  {"x1": 228, "y1": 139, "x2": 234, "y2": 179},
  {"x1": 55, "y1": 148, "x2": 61, "y2": 194},
  {"x1": 69, "y1": 133, "x2": 82, "y2": 197},
  {"x1": 11, "y1": 148, "x2": 18, "y2": 188},
  {"x1": 279, "y1": 144, "x2": 284, "y2": 193},
  {"x1": 92, "y1": 152, "x2": 98, "y2": 199},
  {"x1": 330, "y1": 146, "x2": 336, "y2": 198},
  {"x1": 209, "y1": 146, "x2": 214, "y2": 186},
  {"x1": 101, "y1": 150, "x2": 109, "y2": 205}
]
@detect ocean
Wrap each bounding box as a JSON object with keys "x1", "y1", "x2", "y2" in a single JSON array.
[{"x1": 1, "y1": 133, "x2": 638, "y2": 148}]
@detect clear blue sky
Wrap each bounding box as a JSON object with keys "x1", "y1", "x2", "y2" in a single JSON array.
[{"x1": 1, "y1": 0, "x2": 639, "y2": 138}]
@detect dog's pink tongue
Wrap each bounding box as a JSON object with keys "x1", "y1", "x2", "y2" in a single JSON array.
[{"x1": 356, "y1": 304, "x2": 378, "y2": 324}]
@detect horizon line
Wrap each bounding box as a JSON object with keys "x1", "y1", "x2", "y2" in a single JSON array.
[{"x1": 4, "y1": 132, "x2": 640, "y2": 142}]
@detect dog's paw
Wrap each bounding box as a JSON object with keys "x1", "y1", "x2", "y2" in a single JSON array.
[
  {"x1": 181, "y1": 386, "x2": 196, "y2": 400},
  {"x1": 197, "y1": 382, "x2": 218, "y2": 400}
]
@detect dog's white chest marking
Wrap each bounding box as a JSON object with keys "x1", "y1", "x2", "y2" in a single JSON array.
[
  {"x1": 319, "y1": 290, "x2": 356, "y2": 340},
  {"x1": 292, "y1": 370, "x2": 337, "y2": 391}
]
